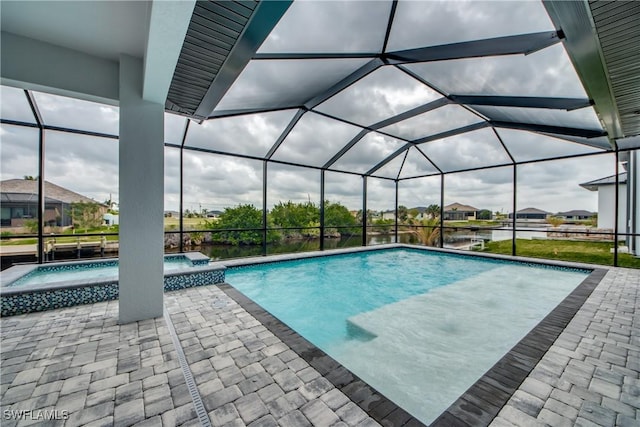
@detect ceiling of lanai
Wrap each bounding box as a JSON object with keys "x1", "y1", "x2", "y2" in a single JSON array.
[{"x1": 2, "y1": 1, "x2": 639, "y2": 181}]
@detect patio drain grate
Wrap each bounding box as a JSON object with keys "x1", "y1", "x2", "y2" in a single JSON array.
[{"x1": 163, "y1": 308, "x2": 212, "y2": 427}]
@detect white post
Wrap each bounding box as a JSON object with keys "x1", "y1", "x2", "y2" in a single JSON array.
[
  {"x1": 118, "y1": 55, "x2": 165, "y2": 323},
  {"x1": 630, "y1": 150, "x2": 640, "y2": 256}
]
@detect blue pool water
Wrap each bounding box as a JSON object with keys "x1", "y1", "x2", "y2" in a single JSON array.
[
  {"x1": 9, "y1": 257, "x2": 193, "y2": 287},
  {"x1": 228, "y1": 249, "x2": 499, "y2": 347},
  {"x1": 227, "y1": 248, "x2": 589, "y2": 424}
]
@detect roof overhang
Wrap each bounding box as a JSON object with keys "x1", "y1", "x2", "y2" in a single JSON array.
[
  {"x1": 543, "y1": 0, "x2": 640, "y2": 144},
  {"x1": 165, "y1": 0, "x2": 292, "y2": 120}
]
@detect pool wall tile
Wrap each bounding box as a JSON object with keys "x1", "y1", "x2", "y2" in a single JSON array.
[{"x1": 1, "y1": 255, "x2": 225, "y2": 316}]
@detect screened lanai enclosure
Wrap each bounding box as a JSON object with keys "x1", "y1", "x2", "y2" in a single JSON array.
[{"x1": 1, "y1": 0, "x2": 639, "y2": 271}]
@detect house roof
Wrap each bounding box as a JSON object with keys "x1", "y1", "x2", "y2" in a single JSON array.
[
  {"x1": 0, "y1": 179, "x2": 100, "y2": 205},
  {"x1": 444, "y1": 202, "x2": 479, "y2": 212},
  {"x1": 516, "y1": 207, "x2": 550, "y2": 215},
  {"x1": 579, "y1": 173, "x2": 628, "y2": 191},
  {"x1": 556, "y1": 210, "x2": 595, "y2": 217}
]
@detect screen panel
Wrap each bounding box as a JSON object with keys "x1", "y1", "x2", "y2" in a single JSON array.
[
  {"x1": 419, "y1": 128, "x2": 512, "y2": 172},
  {"x1": 186, "y1": 109, "x2": 298, "y2": 158},
  {"x1": 404, "y1": 44, "x2": 587, "y2": 98},
  {"x1": 215, "y1": 59, "x2": 371, "y2": 111},
  {"x1": 380, "y1": 104, "x2": 483, "y2": 141},
  {"x1": 0, "y1": 86, "x2": 35, "y2": 123},
  {"x1": 315, "y1": 65, "x2": 442, "y2": 127},
  {"x1": 473, "y1": 105, "x2": 603, "y2": 132},
  {"x1": 498, "y1": 129, "x2": 604, "y2": 162},
  {"x1": 34, "y1": 92, "x2": 119, "y2": 135},
  {"x1": 271, "y1": 112, "x2": 362, "y2": 167},
  {"x1": 387, "y1": 0, "x2": 554, "y2": 51},
  {"x1": 332, "y1": 132, "x2": 407, "y2": 175},
  {"x1": 258, "y1": 0, "x2": 391, "y2": 53}
]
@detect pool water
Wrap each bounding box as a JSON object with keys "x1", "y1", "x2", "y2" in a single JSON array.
[
  {"x1": 9, "y1": 257, "x2": 193, "y2": 287},
  {"x1": 227, "y1": 248, "x2": 589, "y2": 424}
]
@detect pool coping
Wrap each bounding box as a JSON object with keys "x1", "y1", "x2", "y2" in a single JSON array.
[
  {"x1": 219, "y1": 244, "x2": 608, "y2": 427},
  {"x1": 0, "y1": 252, "x2": 227, "y2": 316},
  {"x1": 0, "y1": 252, "x2": 217, "y2": 294}
]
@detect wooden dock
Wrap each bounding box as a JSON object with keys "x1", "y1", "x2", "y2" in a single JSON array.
[{"x1": 0, "y1": 240, "x2": 119, "y2": 258}]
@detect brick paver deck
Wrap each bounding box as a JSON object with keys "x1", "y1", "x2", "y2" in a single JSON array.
[
  {"x1": 1, "y1": 263, "x2": 638, "y2": 426},
  {"x1": 490, "y1": 267, "x2": 639, "y2": 427}
]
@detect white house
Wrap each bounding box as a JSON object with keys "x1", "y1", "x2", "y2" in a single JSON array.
[
  {"x1": 103, "y1": 213, "x2": 119, "y2": 226},
  {"x1": 381, "y1": 210, "x2": 396, "y2": 221},
  {"x1": 581, "y1": 149, "x2": 640, "y2": 256},
  {"x1": 580, "y1": 173, "x2": 627, "y2": 231}
]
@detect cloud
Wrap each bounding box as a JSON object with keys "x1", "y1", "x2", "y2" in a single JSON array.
[
  {"x1": 0, "y1": 125, "x2": 40, "y2": 178},
  {"x1": 0, "y1": 1, "x2": 619, "y2": 219},
  {"x1": 33, "y1": 92, "x2": 119, "y2": 135},
  {"x1": 271, "y1": 112, "x2": 362, "y2": 166},
  {"x1": 404, "y1": 45, "x2": 587, "y2": 98},
  {"x1": 217, "y1": 59, "x2": 370, "y2": 111},
  {"x1": 386, "y1": 0, "x2": 554, "y2": 52},
  {"x1": 380, "y1": 104, "x2": 483, "y2": 141},
  {"x1": 186, "y1": 110, "x2": 296, "y2": 157},
  {"x1": 258, "y1": 0, "x2": 391, "y2": 54},
  {"x1": 315, "y1": 65, "x2": 441, "y2": 127},
  {"x1": 419, "y1": 127, "x2": 512, "y2": 172},
  {"x1": 0, "y1": 86, "x2": 37, "y2": 123},
  {"x1": 332, "y1": 132, "x2": 406, "y2": 174}
]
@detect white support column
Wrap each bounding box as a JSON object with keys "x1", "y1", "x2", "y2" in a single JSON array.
[
  {"x1": 118, "y1": 55, "x2": 165, "y2": 323},
  {"x1": 630, "y1": 150, "x2": 640, "y2": 256}
]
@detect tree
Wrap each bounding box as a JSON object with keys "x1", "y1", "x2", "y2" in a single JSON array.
[
  {"x1": 397, "y1": 205, "x2": 409, "y2": 223},
  {"x1": 69, "y1": 201, "x2": 103, "y2": 233},
  {"x1": 207, "y1": 204, "x2": 278, "y2": 245},
  {"x1": 324, "y1": 201, "x2": 359, "y2": 235},
  {"x1": 270, "y1": 201, "x2": 319, "y2": 232},
  {"x1": 353, "y1": 209, "x2": 379, "y2": 225},
  {"x1": 23, "y1": 175, "x2": 37, "y2": 181},
  {"x1": 426, "y1": 204, "x2": 440, "y2": 219},
  {"x1": 408, "y1": 208, "x2": 420, "y2": 220},
  {"x1": 477, "y1": 209, "x2": 492, "y2": 220}
]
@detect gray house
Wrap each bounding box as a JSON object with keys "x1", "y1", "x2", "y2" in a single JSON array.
[
  {"x1": 556, "y1": 210, "x2": 596, "y2": 220},
  {"x1": 443, "y1": 203, "x2": 479, "y2": 221},
  {"x1": 1, "y1": 179, "x2": 106, "y2": 228},
  {"x1": 508, "y1": 207, "x2": 550, "y2": 220}
]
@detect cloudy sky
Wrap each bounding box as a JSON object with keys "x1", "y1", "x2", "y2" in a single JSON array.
[{"x1": 0, "y1": 0, "x2": 620, "y2": 215}]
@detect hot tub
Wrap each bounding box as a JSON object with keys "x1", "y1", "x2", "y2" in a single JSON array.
[{"x1": 0, "y1": 252, "x2": 225, "y2": 316}]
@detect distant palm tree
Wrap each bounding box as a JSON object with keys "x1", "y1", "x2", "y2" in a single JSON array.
[
  {"x1": 426, "y1": 204, "x2": 440, "y2": 219},
  {"x1": 547, "y1": 216, "x2": 565, "y2": 228},
  {"x1": 410, "y1": 217, "x2": 440, "y2": 246}
]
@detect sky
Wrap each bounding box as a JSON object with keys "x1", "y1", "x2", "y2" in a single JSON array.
[{"x1": 0, "y1": 0, "x2": 621, "y2": 215}]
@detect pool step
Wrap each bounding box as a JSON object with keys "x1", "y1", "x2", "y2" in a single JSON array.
[{"x1": 345, "y1": 320, "x2": 377, "y2": 342}]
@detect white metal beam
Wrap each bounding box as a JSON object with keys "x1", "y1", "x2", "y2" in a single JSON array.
[
  {"x1": 143, "y1": 0, "x2": 196, "y2": 104},
  {"x1": 0, "y1": 32, "x2": 119, "y2": 104}
]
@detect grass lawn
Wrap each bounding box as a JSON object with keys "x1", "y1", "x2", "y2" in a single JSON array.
[
  {"x1": 1, "y1": 234, "x2": 120, "y2": 246},
  {"x1": 163, "y1": 217, "x2": 208, "y2": 230},
  {"x1": 1, "y1": 226, "x2": 120, "y2": 246},
  {"x1": 481, "y1": 239, "x2": 640, "y2": 269}
]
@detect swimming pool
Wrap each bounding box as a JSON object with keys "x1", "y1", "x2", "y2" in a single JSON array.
[{"x1": 226, "y1": 247, "x2": 590, "y2": 425}]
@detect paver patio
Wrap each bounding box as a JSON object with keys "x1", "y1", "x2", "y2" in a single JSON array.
[{"x1": 1, "y1": 265, "x2": 638, "y2": 426}]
